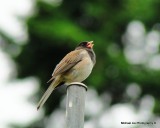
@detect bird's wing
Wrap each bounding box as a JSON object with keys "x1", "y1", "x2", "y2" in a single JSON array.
[{"x1": 47, "y1": 49, "x2": 83, "y2": 82}]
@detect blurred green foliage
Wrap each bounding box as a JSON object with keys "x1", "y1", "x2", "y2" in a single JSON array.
[{"x1": 1, "y1": 0, "x2": 160, "y2": 127}]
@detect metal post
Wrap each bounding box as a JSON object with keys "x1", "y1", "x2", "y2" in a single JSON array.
[{"x1": 66, "y1": 82, "x2": 87, "y2": 128}]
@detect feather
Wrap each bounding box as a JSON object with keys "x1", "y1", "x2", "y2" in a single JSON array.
[{"x1": 37, "y1": 77, "x2": 60, "y2": 110}]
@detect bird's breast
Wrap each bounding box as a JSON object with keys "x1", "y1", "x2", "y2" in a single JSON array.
[{"x1": 64, "y1": 56, "x2": 93, "y2": 83}]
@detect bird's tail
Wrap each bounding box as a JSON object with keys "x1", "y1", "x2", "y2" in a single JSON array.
[{"x1": 37, "y1": 77, "x2": 60, "y2": 110}]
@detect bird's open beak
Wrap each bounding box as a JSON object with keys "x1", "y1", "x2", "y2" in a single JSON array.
[{"x1": 87, "y1": 41, "x2": 94, "y2": 48}]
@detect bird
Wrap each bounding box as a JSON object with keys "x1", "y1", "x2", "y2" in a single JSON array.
[{"x1": 37, "y1": 41, "x2": 96, "y2": 110}]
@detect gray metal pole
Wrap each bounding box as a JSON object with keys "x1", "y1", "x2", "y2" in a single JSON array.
[{"x1": 66, "y1": 82, "x2": 87, "y2": 128}]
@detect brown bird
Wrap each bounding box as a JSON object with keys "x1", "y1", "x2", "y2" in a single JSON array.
[{"x1": 37, "y1": 41, "x2": 96, "y2": 110}]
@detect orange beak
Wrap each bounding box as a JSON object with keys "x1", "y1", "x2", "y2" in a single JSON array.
[{"x1": 87, "y1": 41, "x2": 94, "y2": 48}]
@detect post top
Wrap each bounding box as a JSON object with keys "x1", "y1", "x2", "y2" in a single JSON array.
[{"x1": 67, "y1": 82, "x2": 88, "y2": 91}]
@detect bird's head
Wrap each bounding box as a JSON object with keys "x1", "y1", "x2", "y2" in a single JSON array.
[{"x1": 77, "y1": 41, "x2": 94, "y2": 49}]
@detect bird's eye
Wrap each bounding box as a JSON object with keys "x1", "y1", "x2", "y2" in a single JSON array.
[
  {"x1": 78, "y1": 41, "x2": 88, "y2": 47},
  {"x1": 82, "y1": 42, "x2": 87, "y2": 46}
]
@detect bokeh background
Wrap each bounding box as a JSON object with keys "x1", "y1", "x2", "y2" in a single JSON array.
[{"x1": 0, "y1": 0, "x2": 160, "y2": 128}]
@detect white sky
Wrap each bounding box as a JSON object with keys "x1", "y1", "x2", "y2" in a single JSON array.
[
  {"x1": 0, "y1": 0, "x2": 44, "y2": 128},
  {"x1": 0, "y1": 0, "x2": 34, "y2": 42},
  {"x1": 123, "y1": 21, "x2": 160, "y2": 68},
  {"x1": 0, "y1": 49, "x2": 44, "y2": 128}
]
